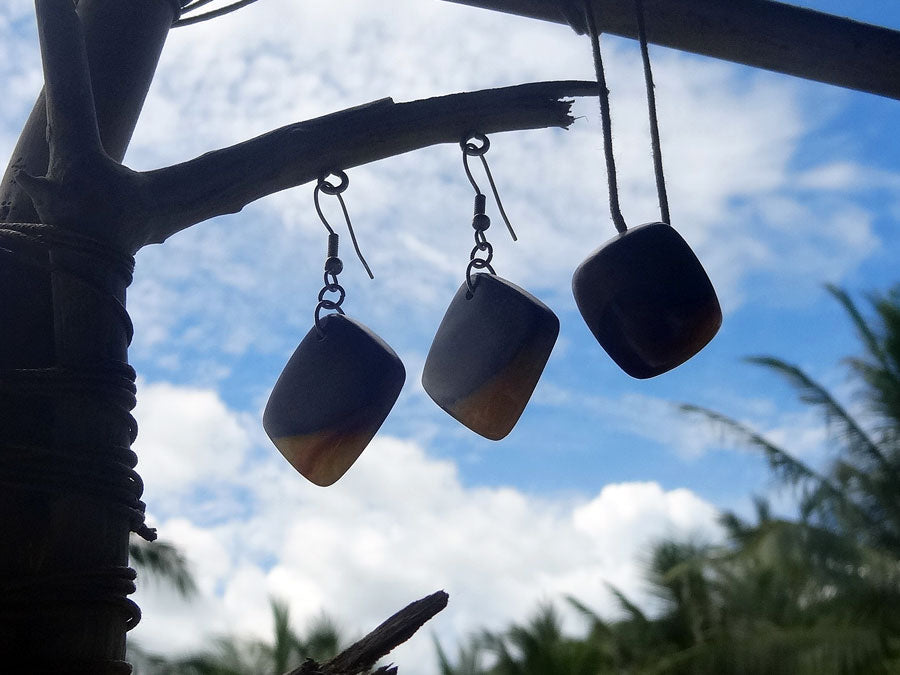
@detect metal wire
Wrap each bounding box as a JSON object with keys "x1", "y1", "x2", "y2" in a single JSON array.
[
  {"x1": 464, "y1": 184, "x2": 498, "y2": 296},
  {"x1": 314, "y1": 172, "x2": 373, "y2": 279},
  {"x1": 461, "y1": 132, "x2": 518, "y2": 242}
]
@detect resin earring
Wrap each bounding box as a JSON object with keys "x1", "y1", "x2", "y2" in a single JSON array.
[
  {"x1": 423, "y1": 133, "x2": 559, "y2": 440},
  {"x1": 263, "y1": 171, "x2": 405, "y2": 486},
  {"x1": 572, "y1": 0, "x2": 721, "y2": 379}
]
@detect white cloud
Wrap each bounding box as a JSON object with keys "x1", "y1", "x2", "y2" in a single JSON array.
[
  {"x1": 134, "y1": 380, "x2": 254, "y2": 505},
  {"x1": 131, "y1": 381, "x2": 721, "y2": 671}
]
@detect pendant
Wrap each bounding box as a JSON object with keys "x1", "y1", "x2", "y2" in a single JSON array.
[
  {"x1": 263, "y1": 313, "x2": 405, "y2": 486},
  {"x1": 572, "y1": 221, "x2": 721, "y2": 378},
  {"x1": 423, "y1": 273, "x2": 559, "y2": 440}
]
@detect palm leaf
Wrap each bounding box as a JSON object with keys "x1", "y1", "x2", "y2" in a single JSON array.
[
  {"x1": 602, "y1": 585, "x2": 649, "y2": 625},
  {"x1": 298, "y1": 614, "x2": 342, "y2": 662},
  {"x1": 744, "y1": 356, "x2": 898, "y2": 481},
  {"x1": 679, "y1": 403, "x2": 833, "y2": 490},
  {"x1": 129, "y1": 536, "x2": 197, "y2": 598},
  {"x1": 826, "y1": 284, "x2": 888, "y2": 370}
]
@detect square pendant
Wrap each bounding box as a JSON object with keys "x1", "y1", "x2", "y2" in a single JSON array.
[
  {"x1": 423, "y1": 273, "x2": 559, "y2": 440},
  {"x1": 572, "y1": 222, "x2": 721, "y2": 378},
  {"x1": 263, "y1": 313, "x2": 405, "y2": 486}
]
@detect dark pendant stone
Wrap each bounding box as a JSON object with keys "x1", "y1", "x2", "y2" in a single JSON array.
[
  {"x1": 263, "y1": 313, "x2": 405, "y2": 486},
  {"x1": 572, "y1": 221, "x2": 721, "y2": 379},
  {"x1": 423, "y1": 273, "x2": 559, "y2": 440}
]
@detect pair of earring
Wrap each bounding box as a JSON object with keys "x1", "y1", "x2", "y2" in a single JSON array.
[
  {"x1": 263, "y1": 171, "x2": 405, "y2": 486},
  {"x1": 265, "y1": 138, "x2": 561, "y2": 488}
]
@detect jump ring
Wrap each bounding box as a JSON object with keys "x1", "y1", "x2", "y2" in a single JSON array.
[
  {"x1": 470, "y1": 241, "x2": 493, "y2": 262},
  {"x1": 465, "y1": 260, "x2": 496, "y2": 295},
  {"x1": 460, "y1": 132, "x2": 490, "y2": 156},
  {"x1": 317, "y1": 284, "x2": 346, "y2": 306},
  {"x1": 317, "y1": 170, "x2": 349, "y2": 195},
  {"x1": 315, "y1": 301, "x2": 346, "y2": 336}
]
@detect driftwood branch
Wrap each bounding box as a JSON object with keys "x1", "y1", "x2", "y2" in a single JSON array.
[
  {"x1": 443, "y1": 0, "x2": 900, "y2": 101},
  {"x1": 286, "y1": 590, "x2": 450, "y2": 675},
  {"x1": 141, "y1": 80, "x2": 595, "y2": 247},
  {"x1": 15, "y1": 0, "x2": 594, "y2": 253},
  {"x1": 14, "y1": 0, "x2": 154, "y2": 251},
  {"x1": 31, "y1": 0, "x2": 102, "y2": 166}
]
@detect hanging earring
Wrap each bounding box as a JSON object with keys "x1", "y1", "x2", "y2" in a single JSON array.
[
  {"x1": 263, "y1": 171, "x2": 405, "y2": 486},
  {"x1": 423, "y1": 132, "x2": 559, "y2": 440},
  {"x1": 572, "y1": 0, "x2": 721, "y2": 379}
]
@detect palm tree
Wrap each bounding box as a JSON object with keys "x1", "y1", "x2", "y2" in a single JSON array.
[
  {"x1": 482, "y1": 603, "x2": 612, "y2": 675},
  {"x1": 435, "y1": 286, "x2": 900, "y2": 675},
  {"x1": 147, "y1": 597, "x2": 344, "y2": 674},
  {"x1": 676, "y1": 284, "x2": 900, "y2": 672},
  {"x1": 434, "y1": 634, "x2": 489, "y2": 675}
]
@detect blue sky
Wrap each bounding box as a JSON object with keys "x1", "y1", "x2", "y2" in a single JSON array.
[{"x1": 3, "y1": 0, "x2": 900, "y2": 669}]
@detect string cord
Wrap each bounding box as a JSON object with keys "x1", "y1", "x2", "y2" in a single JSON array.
[
  {"x1": 583, "y1": 0, "x2": 628, "y2": 234},
  {"x1": 0, "y1": 223, "x2": 153, "y2": 636},
  {"x1": 634, "y1": 0, "x2": 671, "y2": 224}
]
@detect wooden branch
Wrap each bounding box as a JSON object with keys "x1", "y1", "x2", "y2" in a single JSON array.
[
  {"x1": 286, "y1": 590, "x2": 450, "y2": 675},
  {"x1": 31, "y1": 0, "x2": 102, "y2": 168},
  {"x1": 14, "y1": 6, "x2": 592, "y2": 254},
  {"x1": 13, "y1": 0, "x2": 156, "y2": 252},
  {"x1": 0, "y1": 0, "x2": 175, "y2": 225},
  {"x1": 140, "y1": 80, "x2": 596, "y2": 248},
  {"x1": 442, "y1": 0, "x2": 900, "y2": 101}
]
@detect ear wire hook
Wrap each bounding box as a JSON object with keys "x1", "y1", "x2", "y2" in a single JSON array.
[
  {"x1": 314, "y1": 170, "x2": 374, "y2": 279},
  {"x1": 460, "y1": 132, "x2": 518, "y2": 242}
]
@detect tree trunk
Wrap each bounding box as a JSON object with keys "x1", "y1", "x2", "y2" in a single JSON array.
[{"x1": 0, "y1": 0, "x2": 174, "y2": 671}]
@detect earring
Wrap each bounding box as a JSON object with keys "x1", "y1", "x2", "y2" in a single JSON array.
[
  {"x1": 572, "y1": 0, "x2": 721, "y2": 378},
  {"x1": 423, "y1": 132, "x2": 559, "y2": 440},
  {"x1": 263, "y1": 171, "x2": 405, "y2": 486}
]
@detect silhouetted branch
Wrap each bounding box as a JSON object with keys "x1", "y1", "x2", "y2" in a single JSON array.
[
  {"x1": 17, "y1": 6, "x2": 594, "y2": 256},
  {"x1": 141, "y1": 80, "x2": 596, "y2": 248},
  {"x1": 442, "y1": 0, "x2": 900, "y2": 100},
  {"x1": 286, "y1": 590, "x2": 449, "y2": 675}
]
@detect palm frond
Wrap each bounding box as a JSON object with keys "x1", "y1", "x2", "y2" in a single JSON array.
[
  {"x1": 745, "y1": 356, "x2": 898, "y2": 481},
  {"x1": 826, "y1": 284, "x2": 888, "y2": 370},
  {"x1": 298, "y1": 613, "x2": 343, "y2": 662},
  {"x1": 602, "y1": 584, "x2": 649, "y2": 625},
  {"x1": 129, "y1": 536, "x2": 197, "y2": 598},
  {"x1": 680, "y1": 403, "x2": 832, "y2": 490}
]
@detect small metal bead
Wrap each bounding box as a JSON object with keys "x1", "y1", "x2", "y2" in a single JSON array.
[
  {"x1": 327, "y1": 232, "x2": 340, "y2": 258},
  {"x1": 474, "y1": 193, "x2": 487, "y2": 216},
  {"x1": 472, "y1": 213, "x2": 491, "y2": 231},
  {"x1": 324, "y1": 256, "x2": 344, "y2": 275}
]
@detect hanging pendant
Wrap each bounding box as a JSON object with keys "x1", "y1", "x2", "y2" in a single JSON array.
[
  {"x1": 423, "y1": 272, "x2": 558, "y2": 440},
  {"x1": 573, "y1": 0, "x2": 721, "y2": 378},
  {"x1": 264, "y1": 171, "x2": 404, "y2": 486},
  {"x1": 263, "y1": 313, "x2": 405, "y2": 486},
  {"x1": 572, "y1": 221, "x2": 721, "y2": 379}
]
